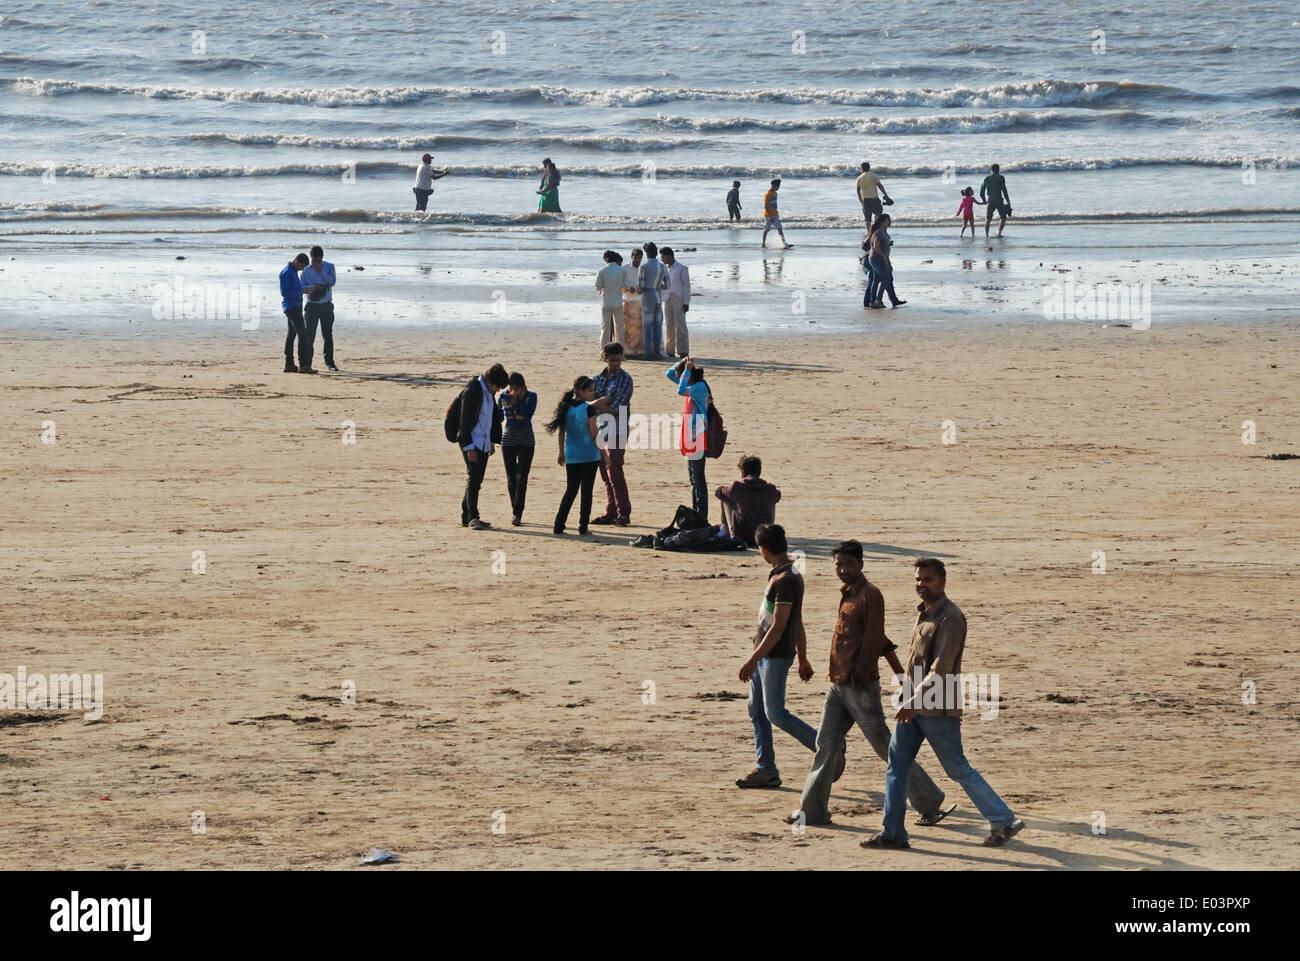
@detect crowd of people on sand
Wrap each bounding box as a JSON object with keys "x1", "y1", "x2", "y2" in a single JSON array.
[
  {"x1": 445, "y1": 344, "x2": 1025, "y2": 851},
  {"x1": 268, "y1": 152, "x2": 1032, "y2": 853}
]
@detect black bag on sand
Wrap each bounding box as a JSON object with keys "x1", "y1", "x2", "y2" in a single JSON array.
[
  {"x1": 630, "y1": 505, "x2": 747, "y2": 551},
  {"x1": 705, "y1": 401, "x2": 726, "y2": 459}
]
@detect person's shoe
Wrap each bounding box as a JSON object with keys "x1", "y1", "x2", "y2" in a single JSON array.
[
  {"x1": 299, "y1": 367, "x2": 318, "y2": 374},
  {"x1": 735, "y1": 769, "x2": 781, "y2": 789},
  {"x1": 553, "y1": 525, "x2": 567, "y2": 535},
  {"x1": 832, "y1": 738, "x2": 847, "y2": 782},
  {"x1": 891, "y1": 300, "x2": 907, "y2": 308},
  {"x1": 512, "y1": 515, "x2": 522, "y2": 526},
  {"x1": 589, "y1": 514, "x2": 616, "y2": 525},
  {"x1": 578, "y1": 526, "x2": 592, "y2": 536},
  {"x1": 983, "y1": 818, "x2": 1025, "y2": 847},
  {"x1": 327, "y1": 363, "x2": 339, "y2": 371},
  {"x1": 284, "y1": 362, "x2": 299, "y2": 373},
  {"x1": 468, "y1": 518, "x2": 492, "y2": 530},
  {"x1": 614, "y1": 516, "x2": 630, "y2": 526},
  {"x1": 914, "y1": 802, "x2": 958, "y2": 827},
  {"x1": 861, "y1": 832, "x2": 910, "y2": 850},
  {"x1": 783, "y1": 811, "x2": 831, "y2": 827},
  {"x1": 868, "y1": 301, "x2": 885, "y2": 309}
]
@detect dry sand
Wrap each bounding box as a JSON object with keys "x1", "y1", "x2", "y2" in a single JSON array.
[{"x1": 2, "y1": 319, "x2": 1297, "y2": 870}]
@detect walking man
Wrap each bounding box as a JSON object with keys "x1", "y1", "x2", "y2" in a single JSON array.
[
  {"x1": 863, "y1": 558, "x2": 1024, "y2": 849},
  {"x1": 661, "y1": 246, "x2": 690, "y2": 358},
  {"x1": 596, "y1": 250, "x2": 625, "y2": 348},
  {"x1": 637, "y1": 241, "x2": 669, "y2": 361},
  {"x1": 279, "y1": 252, "x2": 310, "y2": 373},
  {"x1": 457, "y1": 363, "x2": 510, "y2": 530},
  {"x1": 855, "y1": 161, "x2": 893, "y2": 231},
  {"x1": 591, "y1": 341, "x2": 634, "y2": 526},
  {"x1": 299, "y1": 245, "x2": 338, "y2": 372},
  {"x1": 413, "y1": 152, "x2": 447, "y2": 212},
  {"x1": 980, "y1": 163, "x2": 1011, "y2": 238},
  {"x1": 789, "y1": 541, "x2": 952, "y2": 828},
  {"x1": 735, "y1": 523, "x2": 817, "y2": 789},
  {"x1": 760, "y1": 179, "x2": 791, "y2": 248}
]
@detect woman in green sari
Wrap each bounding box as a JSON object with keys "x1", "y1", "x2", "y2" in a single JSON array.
[{"x1": 537, "y1": 157, "x2": 562, "y2": 213}]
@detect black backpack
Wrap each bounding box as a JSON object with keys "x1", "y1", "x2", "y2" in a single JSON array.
[{"x1": 444, "y1": 390, "x2": 464, "y2": 443}]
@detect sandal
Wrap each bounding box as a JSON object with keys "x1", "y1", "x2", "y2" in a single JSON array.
[{"x1": 914, "y1": 802, "x2": 957, "y2": 827}]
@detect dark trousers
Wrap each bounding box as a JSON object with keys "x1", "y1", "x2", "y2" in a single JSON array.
[
  {"x1": 413, "y1": 187, "x2": 431, "y2": 211},
  {"x1": 599, "y1": 447, "x2": 630, "y2": 519},
  {"x1": 868, "y1": 255, "x2": 901, "y2": 306},
  {"x1": 555, "y1": 460, "x2": 599, "y2": 531},
  {"x1": 728, "y1": 203, "x2": 741, "y2": 221},
  {"x1": 461, "y1": 448, "x2": 490, "y2": 524},
  {"x1": 283, "y1": 306, "x2": 307, "y2": 367},
  {"x1": 304, "y1": 302, "x2": 335, "y2": 368},
  {"x1": 687, "y1": 454, "x2": 708, "y2": 520},
  {"x1": 501, "y1": 445, "x2": 534, "y2": 518}
]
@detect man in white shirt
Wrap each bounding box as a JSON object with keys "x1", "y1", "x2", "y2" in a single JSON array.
[
  {"x1": 299, "y1": 245, "x2": 338, "y2": 371},
  {"x1": 661, "y1": 246, "x2": 691, "y2": 358},
  {"x1": 413, "y1": 152, "x2": 447, "y2": 211},
  {"x1": 637, "y1": 241, "x2": 669, "y2": 361},
  {"x1": 596, "y1": 250, "x2": 626, "y2": 348}
]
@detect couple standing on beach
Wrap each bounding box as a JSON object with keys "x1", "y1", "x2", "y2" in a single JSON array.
[
  {"x1": 737, "y1": 537, "x2": 1024, "y2": 851},
  {"x1": 278, "y1": 246, "x2": 338, "y2": 373}
]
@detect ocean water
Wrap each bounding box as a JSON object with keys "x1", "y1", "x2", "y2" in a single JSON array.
[{"x1": 1, "y1": 0, "x2": 1298, "y2": 333}]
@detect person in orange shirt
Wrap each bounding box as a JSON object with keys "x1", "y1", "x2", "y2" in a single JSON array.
[{"x1": 760, "y1": 178, "x2": 792, "y2": 249}]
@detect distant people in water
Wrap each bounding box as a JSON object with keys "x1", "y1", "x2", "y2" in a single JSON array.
[
  {"x1": 956, "y1": 187, "x2": 985, "y2": 238},
  {"x1": 537, "y1": 157, "x2": 562, "y2": 213},
  {"x1": 855, "y1": 162, "x2": 893, "y2": 231},
  {"x1": 761, "y1": 179, "x2": 792, "y2": 249},
  {"x1": 727, "y1": 180, "x2": 743, "y2": 221},
  {"x1": 981, "y1": 163, "x2": 1011, "y2": 238},
  {"x1": 412, "y1": 153, "x2": 447, "y2": 211}
]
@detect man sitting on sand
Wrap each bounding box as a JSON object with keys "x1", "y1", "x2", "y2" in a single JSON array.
[{"x1": 715, "y1": 455, "x2": 781, "y2": 547}]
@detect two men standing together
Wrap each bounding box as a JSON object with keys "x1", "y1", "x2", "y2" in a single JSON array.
[{"x1": 279, "y1": 245, "x2": 338, "y2": 373}]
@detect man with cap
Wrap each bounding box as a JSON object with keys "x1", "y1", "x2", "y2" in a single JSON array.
[
  {"x1": 413, "y1": 153, "x2": 447, "y2": 211},
  {"x1": 787, "y1": 539, "x2": 952, "y2": 828}
]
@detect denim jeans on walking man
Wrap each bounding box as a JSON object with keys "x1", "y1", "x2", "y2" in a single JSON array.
[
  {"x1": 641, "y1": 299, "x2": 665, "y2": 359},
  {"x1": 748, "y1": 656, "x2": 817, "y2": 776},
  {"x1": 880, "y1": 713, "x2": 1014, "y2": 843},
  {"x1": 799, "y1": 680, "x2": 945, "y2": 825}
]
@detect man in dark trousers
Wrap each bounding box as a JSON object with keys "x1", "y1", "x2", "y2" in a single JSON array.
[
  {"x1": 458, "y1": 363, "x2": 510, "y2": 530},
  {"x1": 299, "y1": 245, "x2": 337, "y2": 372},
  {"x1": 279, "y1": 252, "x2": 310, "y2": 373}
]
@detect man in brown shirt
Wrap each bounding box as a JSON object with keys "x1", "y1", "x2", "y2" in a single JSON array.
[
  {"x1": 863, "y1": 558, "x2": 1024, "y2": 850},
  {"x1": 788, "y1": 541, "x2": 951, "y2": 827}
]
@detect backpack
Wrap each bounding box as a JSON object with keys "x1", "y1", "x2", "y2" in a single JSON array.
[
  {"x1": 705, "y1": 400, "x2": 726, "y2": 459},
  {"x1": 444, "y1": 390, "x2": 464, "y2": 443}
]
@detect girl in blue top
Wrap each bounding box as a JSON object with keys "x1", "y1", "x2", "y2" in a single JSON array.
[
  {"x1": 545, "y1": 375, "x2": 610, "y2": 535},
  {"x1": 497, "y1": 371, "x2": 537, "y2": 526},
  {"x1": 666, "y1": 356, "x2": 711, "y2": 520}
]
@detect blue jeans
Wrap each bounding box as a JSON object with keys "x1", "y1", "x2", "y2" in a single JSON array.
[
  {"x1": 868, "y1": 255, "x2": 898, "y2": 305},
  {"x1": 748, "y1": 656, "x2": 817, "y2": 775},
  {"x1": 641, "y1": 299, "x2": 664, "y2": 358},
  {"x1": 863, "y1": 260, "x2": 877, "y2": 307},
  {"x1": 881, "y1": 713, "x2": 1013, "y2": 842}
]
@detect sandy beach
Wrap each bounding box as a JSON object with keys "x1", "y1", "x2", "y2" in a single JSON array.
[{"x1": 2, "y1": 315, "x2": 1296, "y2": 870}]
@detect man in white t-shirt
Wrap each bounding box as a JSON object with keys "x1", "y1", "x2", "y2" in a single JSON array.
[
  {"x1": 413, "y1": 152, "x2": 447, "y2": 211},
  {"x1": 596, "y1": 250, "x2": 626, "y2": 348}
]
